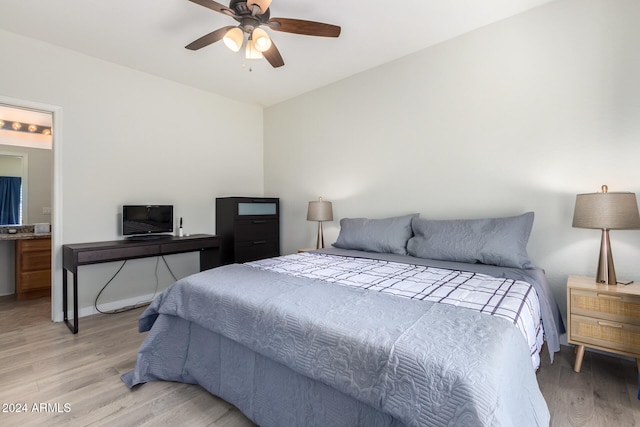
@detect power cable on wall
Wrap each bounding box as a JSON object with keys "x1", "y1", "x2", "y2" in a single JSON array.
[{"x1": 93, "y1": 256, "x2": 178, "y2": 314}]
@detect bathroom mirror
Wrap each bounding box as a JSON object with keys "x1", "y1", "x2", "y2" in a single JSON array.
[{"x1": 0, "y1": 153, "x2": 27, "y2": 225}]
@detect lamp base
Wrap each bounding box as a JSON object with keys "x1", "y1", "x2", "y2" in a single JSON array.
[
  {"x1": 315, "y1": 222, "x2": 324, "y2": 250},
  {"x1": 596, "y1": 229, "x2": 617, "y2": 285}
]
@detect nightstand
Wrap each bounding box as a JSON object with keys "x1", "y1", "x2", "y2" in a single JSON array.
[{"x1": 567, "y1": 275, "x2": 640, "y2": 373}]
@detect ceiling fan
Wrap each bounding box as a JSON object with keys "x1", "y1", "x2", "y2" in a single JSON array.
[{"x1": 185, "y1": 0, "x2": 341, "y2": 68}]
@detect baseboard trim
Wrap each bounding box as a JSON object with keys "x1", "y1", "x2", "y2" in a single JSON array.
[{"x1": 68, "y1": 292, "x2": 158, "y2": 319}]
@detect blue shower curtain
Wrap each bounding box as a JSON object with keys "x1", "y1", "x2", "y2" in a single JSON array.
[{"x1": 0, "y1": 176, "x2": 21, "y2": 225}]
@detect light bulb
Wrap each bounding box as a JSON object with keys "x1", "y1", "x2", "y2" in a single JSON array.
[
  {"x1": 12, "y1": 122, "x2": 22, "y2": 131},
  {"x1": 28, "y1": 124, "x2": 38, "y2": 132}
]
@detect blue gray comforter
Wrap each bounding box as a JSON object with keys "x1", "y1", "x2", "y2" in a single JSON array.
[{"x1": 122, "y1": 261, "x2": 550, "y2": 426}]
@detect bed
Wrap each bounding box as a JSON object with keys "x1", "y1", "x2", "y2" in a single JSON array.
[{"x1": 122, "y1": 212, "x2": 563, "y2": 426}]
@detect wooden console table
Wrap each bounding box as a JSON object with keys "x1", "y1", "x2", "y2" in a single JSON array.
[{"x1": 62, "y1": 234, "x2": 221, "y2": 334}]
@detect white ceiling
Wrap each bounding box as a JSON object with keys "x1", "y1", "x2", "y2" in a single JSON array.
[{"x1": 0, "y1": 0, "x2": 554, "y2": 107}]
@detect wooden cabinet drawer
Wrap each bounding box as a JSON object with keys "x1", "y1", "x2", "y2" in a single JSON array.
[
  {"x1": 237, "y1": 201, "x2": 278, "y2": 216},
  {"x1": 17, "y1": 271, "x2": 51, "y2": 292},
  {"x1": 15, "y1": 238, "x2": 51, "y2": 300},
  {"x1": 18, "y1": 238, "x2": 51, "y2": 252},
  {"x1": 234, "y1": 219, "x2": 278, "y2": 242},
  {"x1": 161, "y1": 238, "x2": 220, "y2": 254},
  {"x1": 77, "y1": 245, "x2": 159, "y2": 264},
  {"x1": 235, "y1": 240, "x2": 279, "y2": 263},
  {"x1": 19, "y1": 250, "x2": 51, "y2": 271},
  {"x1": 570, "y1": 314, "x2": 640, "y2": 356},
  {"x1": 570, "y1": 289, "x2": 640, "y2": 325}
]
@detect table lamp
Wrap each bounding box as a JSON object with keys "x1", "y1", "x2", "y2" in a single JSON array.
[
  {"x1": 572, "y1": 185, "x2": 640, "y2": 285},
  {"x1": 307, "y1": 197, "x2": 333, "y2": 249}
]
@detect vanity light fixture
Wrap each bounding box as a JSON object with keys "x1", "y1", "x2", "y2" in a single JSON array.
[{"x1": 0, "y1": 119, "x2": 52, "y2": 136}]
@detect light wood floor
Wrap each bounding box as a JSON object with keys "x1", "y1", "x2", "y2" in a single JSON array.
[
  {"x1": 0, "y1": 296, "x2": 255, "y2": 427},
  {"x1": 1, "y1": 296, "x2": 639, "y2": 426}
]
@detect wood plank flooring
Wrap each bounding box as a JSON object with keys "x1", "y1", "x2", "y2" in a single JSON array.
[
  {"x1": 538, "y1": 336, "x2": 640, "y2": 426},
  {"x1": 1, "y1": 295, "x2": 639, "y2": 426},
  {"x1": 0, "y1": 296, "x2": 255, "y2": 427}
]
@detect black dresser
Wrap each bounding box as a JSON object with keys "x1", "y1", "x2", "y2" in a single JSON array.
[{"x1": 215, "y1": 197, "x2": 280, "y2": 265}]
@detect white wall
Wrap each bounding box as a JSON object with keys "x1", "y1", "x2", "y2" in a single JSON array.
[
  {"x1": 0, "y1": 30, "x2": 264, "y2": 316},
  {"x1": 264, "y1": 0, "x2": 640, "y2": 336}
]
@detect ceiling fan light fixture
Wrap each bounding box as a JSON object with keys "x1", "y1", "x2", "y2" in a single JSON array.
[
  {"x1": 186, "y1": 0, "x2": 341, "y2": 68},
  {"x1": 251, "y1": 28, "x2": 272, "y2": 52},
  {"x1": 247, "y1": 0, "x2": 272, "y2": 15},
  {"x1": 223, "y1": 27, "x2": 244, "y2": 52}
]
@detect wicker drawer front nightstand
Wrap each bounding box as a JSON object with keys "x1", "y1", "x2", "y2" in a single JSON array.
[{"x1": 567, "y1": 275, "x2": 640, "y2": 373}]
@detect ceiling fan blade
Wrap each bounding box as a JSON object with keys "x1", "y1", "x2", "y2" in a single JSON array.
[
  {"x1": 262, "y1": 41, "x2": 284, "y2": 68},
  {"x1": 267, "y1": 18, "x2": 341, "y2": 37},
  {"x1": 187, "y1": 0, "x2": 237, "y2": 17},
  {"x1": 185, "y1": 26, "x2": 235, "y2": 50}
]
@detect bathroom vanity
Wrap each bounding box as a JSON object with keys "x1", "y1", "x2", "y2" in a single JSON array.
[{"x1": 0, "y1": 225, "x2": 51, "y2": 300}]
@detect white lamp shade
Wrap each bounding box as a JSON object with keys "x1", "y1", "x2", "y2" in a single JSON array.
[
  {"x1": 251, "y1": 28, "x2": 272, "y2": 52},
  {"x1": 223, "y1": 27, "x2": 244, "y2": 52}
]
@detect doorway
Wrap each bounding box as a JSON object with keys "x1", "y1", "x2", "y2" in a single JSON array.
[{"x1": 0, "y1": 96, "x2": 62, "y2": 322}]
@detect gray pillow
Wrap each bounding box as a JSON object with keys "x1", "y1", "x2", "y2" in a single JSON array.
[
  {"x1": 407, "y1": 212, "x2": 535, "y2": 269},
  {"x1": 333, "y1": 214, "x2": 418, "y2": 255}
]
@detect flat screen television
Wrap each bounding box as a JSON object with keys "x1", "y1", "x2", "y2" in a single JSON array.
[{"x1": 122, "y1": 205, "x2": 173, "y2": 238}]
